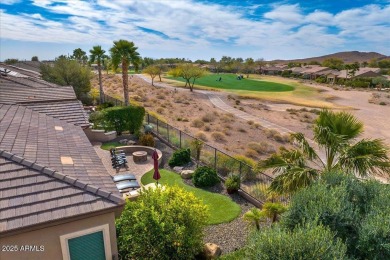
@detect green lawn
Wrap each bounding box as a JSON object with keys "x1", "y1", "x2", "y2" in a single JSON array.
[
  {"x1": 100, "y1": 141, "x2": 122, "y2": 151},
  {"x1": 167, "y1": 73, "x2": 294, "y2": 92},
  {"x1": 141, "y1": 169, "x2": 241, "y2": 225}
]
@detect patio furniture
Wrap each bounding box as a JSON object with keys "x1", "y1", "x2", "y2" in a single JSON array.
[
  {"x1": 116, "y1": 180, "x2": 141, "y2": 193},
  {"x1": 112, "y1": 174, "x2": 136, "y2": 182}
]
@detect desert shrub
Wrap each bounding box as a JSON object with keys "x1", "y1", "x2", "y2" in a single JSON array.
[
  {"x1": 195, "y1": 131, "x2": 208, "y2": 141},
  {"x1": 244, "y1": 224, "x2": 347, "y2": 259},
  {"x1": 281, "y1": 172, "x2": 390, "y2": 258},
  {"x1": 88, "y1": 111, "x2": 105, "y2": 129},
  {"x1": 116, "y1": 186, "x2": 208, "y2": 260},
  {"x1": 193, "y1": 166, "x2": 219, "y2": 187},
  {"x1": 379, "y1": 101, "x2": 386, "y2": 105},
  {"x1": 238, "y1": 127, "x2": 247, "y2": 133},
  {"x1": 156, "y1": 107, "x2": 164, "y2": 114},
  {"x1": 191, "y1": 119, "x2": 205, "y2": 128},
  {"x1": 225, "y1": 174, "x2": 241, "y2": 193},
  {"x1": 211, "y1": 131, "x2": 226, "y2": 142},
  {"x1": 201, "y1": 113, "x2": 215, "y2": 122},
  {"x1": 235, "y1": 100, "x2": 240, "y2": 105},
  {"x1": 247, "y1": 120, "x2": 254, "y2": 125},
  {"x1": 96, "y1": 101, "x2": 114, "y2": 111},
  {"x1": 139, "y1": 133, "x2": 155, "y2": 147},
  {"x1": 203, "y1": 125, "x2": 211, "y2": 132},
  {"x1": 168, "y1": 148, "x2": 191, "y2": 167},
  {"x1": 245, "y1": 148, "x2": 258, "y2": 159},
  {"x1": 247, "y1": 142, "x2": 274, "y2": 154}
]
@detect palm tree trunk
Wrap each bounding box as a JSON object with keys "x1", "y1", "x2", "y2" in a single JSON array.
[
  {"x1": 122, "y1": 60, "x2": 129, "y2": 106},
  {"x1": 98, "y1": 63, "x2": 104, "y2": 104}
]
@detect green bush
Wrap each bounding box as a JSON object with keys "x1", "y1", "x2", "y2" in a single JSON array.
[
  {"x1": 139, "y1": 133, "x2": 155, "y2": 147},
  {"x1": 168, "y1": 148, "x2": 191, "y2": 167},
  {"x1": 193, "y1": 166, "x2": 219, "y2": 187},
  {"x1": 116, "y1": 186, "x2": 209, "y2": 260},
  {"x1": 88, "y1": 111, "x2": 105, "y2": 129},
  {"x1": 281, "y1": 172, "x2": 390, "y2": 258},
  {"x1": 225, "y1": 174, "x2": 241, "y2": 193},
  {"x1": 103, "y1": 105, "x2": 145, "y2": 135},
  {"x1": 244, "y1": 224, "x2": 347, "y2": 259},
  {"x1": 96, "y1": 101, "x2": 114, "y2": 111}
]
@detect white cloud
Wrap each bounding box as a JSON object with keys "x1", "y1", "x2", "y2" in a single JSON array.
[
  {"x1": 1, "y1": 0, "x2": 21, "y2": 5},
  {"x1": 0, "y1": 1, "x2": 389, "y2": 60}
]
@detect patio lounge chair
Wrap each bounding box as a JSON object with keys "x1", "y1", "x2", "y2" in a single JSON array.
[
  {"x1": 116, "y1": 180, "x2": 141, "y2": 193},
  {"x1": 112, "y1": 174, "x2": 136, "y2": 182}
]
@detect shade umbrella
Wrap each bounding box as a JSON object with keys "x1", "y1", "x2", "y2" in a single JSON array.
[{"x1": 152, "y1": 149, "x2": 161, "y2": 184}]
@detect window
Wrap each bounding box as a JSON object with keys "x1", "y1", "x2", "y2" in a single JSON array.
[{"x1": 60, "y1": 224, "x2": 112, "y2": 260}]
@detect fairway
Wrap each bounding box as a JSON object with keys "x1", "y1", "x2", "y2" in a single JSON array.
[{"x1": 168, "y1": 73, "x2": 294, "y2": 92}]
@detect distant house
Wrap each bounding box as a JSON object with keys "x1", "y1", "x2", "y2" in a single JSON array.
[
  {"x1": 0, "y1": 67, "x2": 124, "y2": 260},
  {"x1": 262, "y1": 64, "x2": 288, "y2": 75},
  {"x1": 300, "y1": 66, "x2": 333, "y2": 80},
  {"x1": 337, "y1": 67, "x2": 381, "y2": 79}
]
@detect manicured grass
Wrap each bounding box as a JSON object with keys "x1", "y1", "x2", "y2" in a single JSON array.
[
  {"x1": 100, "y1": 141, "x2": 122, "y2": 151},
  {"x1": 141, "y1": 169, "x2": 241, "y2": 225},
  {"x1": 164, "y1": 73, "x2": 343, "y2": 108},
  {"x1": 168, "y1": 73, "x2": 294, "y2": 92}
]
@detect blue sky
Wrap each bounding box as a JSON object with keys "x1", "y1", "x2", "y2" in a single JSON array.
[{"x1": 1, "y1": 0, "x2": 389, "y2": 61}]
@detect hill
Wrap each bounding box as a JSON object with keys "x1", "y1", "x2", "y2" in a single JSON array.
[{"x1": 273, "y1": 51, "x2": 388, "y2": 64}]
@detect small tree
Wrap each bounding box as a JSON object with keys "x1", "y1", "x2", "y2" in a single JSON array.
[
  {"x1": 168, "y1": 64, "x2": 205, "y2": 91},
  {"x1": 143, "y1": 65, "x2": 160, "y2": 86},
  {"x1": 31, "y1": 56, "x2": 39, "y2": 61},
  {"x1": 116, "y1": 186, "x2": 209, "y2": 260},
  {"x1": 243, "y1": 207, "x2": 266, "y2": 230}
]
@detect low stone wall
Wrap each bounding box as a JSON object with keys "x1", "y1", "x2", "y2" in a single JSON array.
[
  {"x1": 84, "y1": 128, "x2": 117, "y2": 142},
  {"x1": 116, "y1": 145, "x2": 163, "y2": 165}
]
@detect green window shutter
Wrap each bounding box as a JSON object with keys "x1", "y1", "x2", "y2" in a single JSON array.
[{"x1": 68, "y1": 231, "x2": 106, "y2": 260}]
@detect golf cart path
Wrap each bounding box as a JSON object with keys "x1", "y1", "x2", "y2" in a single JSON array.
[{"x1": 136, "y1": 74, "x2": 293, "y2": 135}]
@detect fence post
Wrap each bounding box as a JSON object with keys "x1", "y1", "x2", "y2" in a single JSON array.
[
  {"x1": 147, "y1": 113, "x2": 150, "y2": 124},
  {"x1": 239, "y1": 161, "x2": 242, "y2": 178},
  {"x1": 157, "y1": 118, "x2": 159, "y2": 134},
  {"x1": 214, "y1": 148, "x2": 217, "y2": 172},
  {"x1": 167, "y1": 124, "x2": 170, "y2": 143},
  {"x1": 179, "y1": 131, "x2": 182, "y2": 148}
]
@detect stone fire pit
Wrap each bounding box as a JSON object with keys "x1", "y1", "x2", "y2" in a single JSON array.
[{"x1": 132, "y1": 151, "x2": 147, "y2": 163}]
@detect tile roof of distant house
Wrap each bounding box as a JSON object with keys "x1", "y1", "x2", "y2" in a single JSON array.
[
  {"x1": 0, "y1": 150, "x2": 124, "y2": 234},
  {"x1": 0, "y1": 63, "x2": 41, "y2": 78},
  {"x1": 0, "y1": 72, "x2": 89, "y2": 127},
  {"x1": 338, "y1": 67, "x2": 381, "y2": 78},
  {"x1": 11, "y1": 61, "x2": 42, "y2": 73},
  {"x1": 301, "y1": 66, "x2": 332, "y2": 74}
]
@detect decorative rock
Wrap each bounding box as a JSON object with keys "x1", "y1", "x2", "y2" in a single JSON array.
[
  {"x1": 181, "y1": 170, "x2": 194, "y2": 179},
  {"x1": 127, "y1": 140, "x2": 136, "y2": 145},
  {"x1": 173, "y1": 166, "x2": 184, "y2": 173},
  {"x1": 119, "y1": 139, "x2": 128, "y2": 144},
  {"x1": 203, "y1": 243, "x2": 221, "y2": 259}
]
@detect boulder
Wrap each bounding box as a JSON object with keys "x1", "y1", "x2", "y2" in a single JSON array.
[
  {"x1": 119, "y1": 139, "x2": 128, "y2": 144},
  {"x1": 173, "y1": 166, "x2": 184, "y2": 173},
  {"x1": 181, "y1": 170, "x2": 194, "y2": 179},
  {"x1": 203, "y1": 243, "x2": 221, "y2": 259},
  {"x1": 127, "y1": 140, "x2": 136, "y2": 145}
]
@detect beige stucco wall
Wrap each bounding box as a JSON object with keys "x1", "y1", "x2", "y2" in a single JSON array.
[
  {"x1": 84, "y1": 128, "x2": 117, "y2": 142},
  {"x1": 0, "y1": 212, "x2": 118, "y2": 260}
]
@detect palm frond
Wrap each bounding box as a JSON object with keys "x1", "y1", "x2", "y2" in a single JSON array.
[
  {"x1": 269, "y1": 167, "x2": 320, "y2": 194},
  {"x1": 338, "y1": 139, "x2": 390, "y2": 177},
  {"x1": 315, "y1": 109, "x2": 363, "y2": 141},
  {"x1": 291, "y1": 132, "x2": 322, "y2": 163}
]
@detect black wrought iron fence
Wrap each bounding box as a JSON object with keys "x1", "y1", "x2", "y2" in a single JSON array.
[{"x1": 145, "y1": 113, "x2": 289, "y2": 205}]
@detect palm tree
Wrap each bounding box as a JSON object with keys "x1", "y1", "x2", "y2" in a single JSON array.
[
  {"x1": 261, "y1": 202, "x2": 286, "y2": 223},
  {"x1": 110, "y1": 40, "x2": 140, "y2": 106},
  {"x1": 258, "y1": 109, "x2": 390, "y2": 194},
  {"x1": 243, "y1": 207, "x2": 266, "y2": 230},
  {"x1": 89, "y1": 45, "x2": 106, "y2": 104}
]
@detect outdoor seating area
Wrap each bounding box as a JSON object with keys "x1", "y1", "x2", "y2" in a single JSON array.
[
  {"x1": 110, "y1": 148, "x2": 129, "y2": 172},
  {"x1": 112, "y1": 173, "x2": 141, "y2": 193}
]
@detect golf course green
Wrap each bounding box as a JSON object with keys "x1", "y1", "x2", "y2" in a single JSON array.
[{"x1": 168, "y1": 73, "x2": 295, "y2": 92}]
